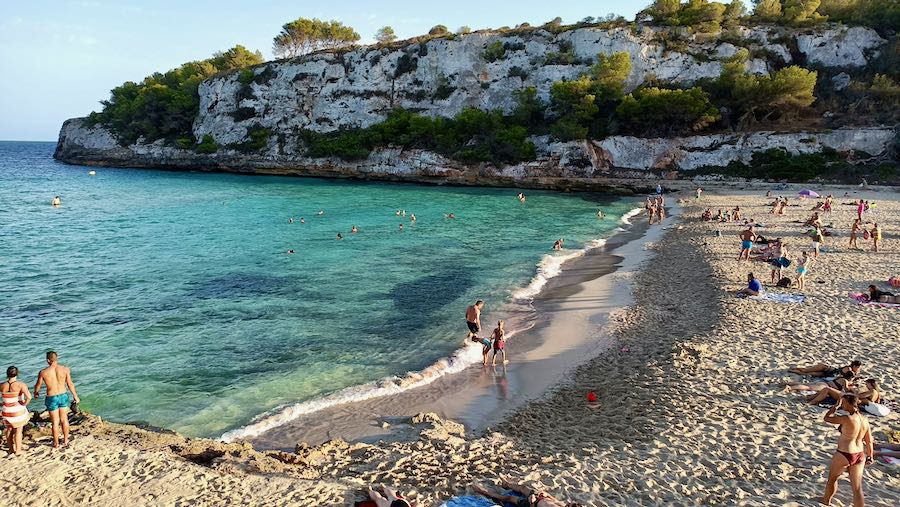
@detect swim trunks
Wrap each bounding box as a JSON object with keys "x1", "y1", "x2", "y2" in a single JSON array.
[
  {"x1": 493, "y1": 340, "x2": 505, "y2": 351},
  {"x1": 838, "y1": 450, "x2": 864, "y2": 466},
  {"x1": 480, "y1": 338, "x2": 492, "y2": 348},
  {"x1": 45, "y1": 393, "x2": 70, "y2": 411},
  {"x1": 742, "y1": 240, "x2": 752, "y2": 250},
  {"x1": 466, "y1": 321, "x2": 479, "y2": 334},
  {"x1": 797, "y1": 267, "x2": 807, "y2": 275}
]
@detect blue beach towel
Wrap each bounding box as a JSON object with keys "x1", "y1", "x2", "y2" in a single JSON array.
[
  {"x1": 751, "y1": 293, "x2": 807, "y2": 304},
  {"x1": 441, "y1": 491, "x2": 525, "y2": 507}
]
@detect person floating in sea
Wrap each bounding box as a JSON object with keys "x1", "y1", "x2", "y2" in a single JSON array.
[
  {"x1": 490, "y1": 320, "x2": 507, "y2": 366},
  {"x1": 351, "y1": 225, "x2": 359, "y2": 234},
  {"x1": 286, "y1": 249, "x2": 295, "y2": 254},
  {"x1": 465, "y1": 300, "x2": 484, "y2": 341},
  {"x1": 552, "y1": 239, "x2": 563, "y2": 251},
  {"x1": 33, "y1": 351, "x2": 80, "y2": 449},
  {"x1": 821, "y1": 394, "x2": 873, "y2": 507},
  {"x1": 336, "y1": 233, "x2": 343, "y2": 240},
  {"x1": 445, "y1": 213, "x2": 456, "y2": 219},
  {"x1": 288, "y1": 217, "x2": 294, "y2": 224},
  {"x1": 299, "y1": 217, "x2": 305, "y2": 224},
  {"x1": 737, "y1": 226, "x2": 756, "y2": 261},
  {"x1": 395, "y1": 210, "x2": 402, "y2": 216},
  {"x1": 410, "y1": 213, "x2": 416, "y2": 222},
  {"x1": 399, "y1": 223, "x2": 404, "y2": 232},
  {"x1": 2, "y1": 366, "x2": 32, "y2": 456},
  {"x1": 597, "y1": 210, "x2": 603, "y2": 219},
  {"x1": 317, "y1": 210, "x2": 325, "y2": 216},
  {"x1": 51, "y1": 196, "x2": 61, "y2": 207}
]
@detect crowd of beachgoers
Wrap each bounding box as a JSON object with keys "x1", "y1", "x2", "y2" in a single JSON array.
[{"x1": 4, "y1": 184, "x2": 898, "y2": 506}]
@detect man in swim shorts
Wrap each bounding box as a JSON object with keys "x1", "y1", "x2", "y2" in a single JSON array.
[
  {"x1": 33, "y1": 351, "x2": 80, "y2": 448},
  {"x1": 737, "y1": 226, "x2": 756, "y2": 261},
  {"x1": 465, "y1": 300, "x2": 484, "y2": 341}
]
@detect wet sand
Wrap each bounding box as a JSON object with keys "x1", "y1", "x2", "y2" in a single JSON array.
[{"x1": 250, "y1": 205, "x2": 672, "y2": 449}]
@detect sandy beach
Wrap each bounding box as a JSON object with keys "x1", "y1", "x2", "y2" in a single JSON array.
[{"x1": 2, "y1": 183, "x2": 899, "y2": 506}]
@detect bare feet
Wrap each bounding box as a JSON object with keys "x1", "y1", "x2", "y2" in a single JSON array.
[{"x1": 472, "y1": 485, "x2": 490, "y2": 496}]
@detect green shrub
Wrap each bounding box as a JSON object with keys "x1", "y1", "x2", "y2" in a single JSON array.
[
  {"x1": 483, "y1": 41, "x2": 506, "y2": 62},
  {"x1": 300, "y1": 108, "x2": 536, "y2": 165},
  {"x1": 175, "y1": 136, "x2": 194, "y2": 149},
  {"x1": 232, "y1": 128, "x2": 272, "y2": 153},
  {"x1": 817, "y1": 0, "x2": 900, "y2": 35},
  {"x1": 507, "y1": 66, "x2": 529, "y2": 79},
  {"x1": 195, "y1": 134, "x2": 219, "y2": 154},
  {"x1": 615, "y1": 87, "x2": 721, "y2": 136},
  {"x1": 544, "y1": 41, "x2": 580, "y2": 65},
  {"x1": 88, "y1": 45, "x2": 264, "y2": 145},
  {"x1": 433, "y1": 75, "x2": 455, "y2": 100}
]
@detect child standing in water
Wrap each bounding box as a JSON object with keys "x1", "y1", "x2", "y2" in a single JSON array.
[
  {"x1": 491, "y1": 320, "x2": 507, "y2": 366},
  {"x1": 796, "y1": 251, "x2": 812, "y2": 290}
]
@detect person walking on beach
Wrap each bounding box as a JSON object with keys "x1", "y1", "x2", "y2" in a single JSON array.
[
  {"x1": 465, "y1": 301, "x2": 484, "y2": 341},
  {"x1": 490, "y1": 320, "x2": 507, "y2": 366},
  {"x1": 856, "y1": 199, "x2": 865, "y2": 221},
  {"x1": 33, "y1": 351, "x2": 80, "y2": 448},
  {"x1": 695, "y1": 187, "x2": 703, "y2": 200},
  {"x1": 2, "y1": 366, "x2": 32, "y2": 456},
  {"x1": 821, "y1": 394, "x2": 873, "y2": 507},
  {"x1": 871, "y1": 223, "x2": 881, "y2": 253},
  {"x1": 738, "y1": 226, "x2": 756, "y2": 261},
  {"x1": 849, "y1": 219, "x2": 861, "y2": 249}
]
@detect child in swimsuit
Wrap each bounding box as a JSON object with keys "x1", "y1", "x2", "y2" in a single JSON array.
[
  {"x1": 490, "y1": 320, "x2": 507, "y2": 366},
  {"x1": 796, "y1": 252, "x2": 811, "y2": 290}
]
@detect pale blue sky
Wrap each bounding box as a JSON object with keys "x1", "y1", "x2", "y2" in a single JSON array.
[{"x1": 0, "y1": 1, "x2": 642, "y2": 141}]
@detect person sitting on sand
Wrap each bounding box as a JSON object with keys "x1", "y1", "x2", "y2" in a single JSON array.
[
  {"x1": 491, "y1": 320, "x2": 507, "y2": 366},
  {"x1": 701, "y1": 208, "x2": 712, "y2": 221},
  {"x1": 790, "y1": 360, "x2": 862, "y2": 379},
  {"x1": 2, "y1": 366, "x2": 32, "y2": 456},
  {"x1": 866, "y1": 285, "x2": 899, "y2": 304},
  {"x1": 738, "y1": 227, "x2": 756, "y2": 261},
  {"x1": 821, "y1": 394, "x2": 873, "y2": 507},
  {"x1": 366, "y1": 485, "x2": 412, "y2": 507},
  {"x1": 738, "y1": 273, "x2": 762, "y2": 296},
  {"x1": 732, "y1": 206, "x2": 742, "y2": 222},
  {"x1": 33, "y1": 351, "x2": 80, "y2": 449},
  {"x1": 473, "y1": 478, "x2": 577, "y2": 507},
  {"x1": 804, "y1": 212, "x2": 822, "y2": 228}
]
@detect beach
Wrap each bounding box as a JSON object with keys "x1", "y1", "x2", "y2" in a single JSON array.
[{"x1": 3, "y1": 183, "x2": 899, "y2": 506}]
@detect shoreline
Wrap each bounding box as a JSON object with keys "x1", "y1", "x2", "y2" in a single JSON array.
[
  {"x1": 245, "y1": 203, "x2": 669, "y2": 449},
  {"x1": 3, "y1": 183, "x2": 898, "y2": 506}
]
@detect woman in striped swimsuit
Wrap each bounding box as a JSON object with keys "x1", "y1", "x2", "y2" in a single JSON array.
[{"x1": 2, "y1": 366, "x2": 32, "y2": 455}]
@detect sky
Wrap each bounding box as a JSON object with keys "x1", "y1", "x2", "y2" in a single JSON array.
[{"x1": 0, "y1": 1, "x2": 643, "y2": 141}]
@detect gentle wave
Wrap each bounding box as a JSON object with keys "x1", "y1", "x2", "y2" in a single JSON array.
[
  {"x1": 220, "y1": 206, "x2": 644, "y2": 442},
  {"x1": 621, "y1": 207, "x2": 644, "y2": 225}
]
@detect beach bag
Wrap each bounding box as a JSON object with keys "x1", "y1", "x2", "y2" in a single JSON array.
[
  {"x1": 863, "y1": 403, "x2": 890, "y2": 416},
  {"x1": 776, "y1": 277, "x2": 792, "y2": 288},
  {"x1": 863, "y1": 230, "x2": 870, "y2": 240}
]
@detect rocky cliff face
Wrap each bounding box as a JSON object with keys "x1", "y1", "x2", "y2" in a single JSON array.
[{"x1": 56, "y1": 23, "x2": 893, "y2": 188}]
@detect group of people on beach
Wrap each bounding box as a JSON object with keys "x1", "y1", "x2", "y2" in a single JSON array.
[
  {"x1": 645, "y1": 195, "x2": 666, "y2": 225},
  {"x1": 3, "y1": 352, "x2": 80, "y2": 456},
  {"x1": 465, "y1": 300, "x2": 508, "y2": 366}
]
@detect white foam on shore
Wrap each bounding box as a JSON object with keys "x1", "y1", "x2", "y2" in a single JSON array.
[
  {"x1": 220, "y1": 206, "x2": 644, "y2": 443},
  {"x1": 621, "y1": 207, "x2": 644, "y2": 225}
]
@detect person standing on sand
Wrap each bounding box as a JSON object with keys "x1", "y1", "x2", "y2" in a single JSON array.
[
  {"x1": 738, "y1": 226, "x2": 756, "y2": 261},
  {"x1": 696, "y1": 187, "x2": 702, "y2": 200},
  {"x1": 465, "y1": 300, "x2": 484, "y2": 340},
  {"x1": 821, "y1": 394, "x2": 873, "y2": 507},
  {"x1": 857, "y1": 199, "x2": 865, "y2": 221},
  {"x1": 491, "y1": 320, "x2": 507, "y2": 366},
  {"x1": 33, "y1": 351, "x2": 80, "y2": 448},
  {"x1": 811, "y1": 225, "x2": 824, "y2": 258},
  {"x1": 795, "y1": 251, "x2": 811, "y2": 290},
  {"x1": 849, "y1": 219, "x2": 861, "y2": 249},
  {"x1": 871, "y1": 223, "x2": 881, "y2": 253},
  {"x1": 2, "y1": 366, "x2": 32, "y2": 456}
]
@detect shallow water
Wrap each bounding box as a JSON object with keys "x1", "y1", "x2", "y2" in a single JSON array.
[{"x1": 0, "y1": 141, "x2": 636, "y2": 437}]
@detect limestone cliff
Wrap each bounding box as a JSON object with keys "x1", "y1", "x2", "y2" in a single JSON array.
[{"x1": 56, "y1": 23, "x2": 895, "y2": 187}]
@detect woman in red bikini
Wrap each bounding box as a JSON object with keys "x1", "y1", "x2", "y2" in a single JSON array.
[{"x1": 821, "y1": 394, "x2": 873, "y2": 507}]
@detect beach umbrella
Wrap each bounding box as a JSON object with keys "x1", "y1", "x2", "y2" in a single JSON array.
[{"x1": 798, "y1": 189, "x2": 819, "y2": 198}]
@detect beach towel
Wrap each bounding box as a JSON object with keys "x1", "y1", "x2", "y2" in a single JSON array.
[
  {"x1": 862, "y1": 403, "x2": 890, "y2": 416},
  {"x1": 881, "y1": 455, "x2": 900, "y2": 466},
  {"x1": 850, "y1": 293, "x2": 900, "y2": 308},
  {"x1": 751, "y1": 293, "x2": 807, "y2": 304},
  {"x1": 440, "y1": 491, "x2": 523, "y2": 507}
]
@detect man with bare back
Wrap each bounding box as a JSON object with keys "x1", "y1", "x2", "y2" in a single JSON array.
[
  {"x1": 33, "y1": 351, "x2": 80, "y2": 448},
  {"x1": 465, "y1": 300, "x2": 484, "y2": 340},
  {"x1": 821, "y1": 394, "x2": 873, "y2": 506}
]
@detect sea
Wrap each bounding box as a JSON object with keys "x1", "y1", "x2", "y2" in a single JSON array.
[{"x1": 0, "y1": 141, "x2": 639, "y2": 438}]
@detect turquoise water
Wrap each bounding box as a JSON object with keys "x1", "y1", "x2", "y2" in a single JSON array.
[{"x1": 0, "y1": 141, "x2": 636, "y2": 437}]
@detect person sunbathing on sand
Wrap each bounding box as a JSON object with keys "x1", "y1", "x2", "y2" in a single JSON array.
[
  {"x1": 821, "y1": 394, "x2": 873, "y2": 507},
  {"x1": 473, "y1": 478, "x2": 579, "y2": 507},
  {"x1": 785, "y1": 370, "x2": 855, "y2": 399},
  {"x1": 806, "y1": 378, "x2": 881, "y2": 408},
  {"x1": 789, "y1": 360, "x2": 862, "y2": 379},
  {"x1": 366, "y1": 485, "x2": 411, "y2": 507},
  {"x1": 866, "y1": 285, "x2": 899, "y2": 304},
  {"x1": 875, "y1": 443, "x2": 900, "y2": 459}
]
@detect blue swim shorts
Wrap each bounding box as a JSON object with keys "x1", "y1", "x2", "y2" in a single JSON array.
[
  {"x1": 742, "y1": 240, "x2": 752, "y2": 250},
  {"x1": 45, "y1": 393, "x2": 70, "y2": 411}
]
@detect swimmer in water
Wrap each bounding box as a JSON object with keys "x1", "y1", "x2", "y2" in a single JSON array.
[
  {"x1": 552, "y1": 239, "x2": 563, "y2": 251},
  {"x1": 597, "y1": 210, "x2": 603, "y2": 219},
  {"x1": 445, "y1": 213, "x2": 455, "y2": 219},
  {"x1": 51, "y1": 196, "x2": 61, "y2": 207},
  {"x1": 351, "y1": 226, "x2": 359, "y2": 233},
  {"x1": 410, "y1": 214, "x2": 416, "y2": 222},
  {"x1": 287, "y1": 249, "x2": 295, "y2": 254},
  {"x1": 289, "y1": 217, "x2": 294, "y2": 224},
  {"x1": 300, "y1": 218, "x2": 305, "y2": 224},
  {"x1": 396, "y1": 210, "x2": 402, "y2": 216},
  {"x1": 317, "y1": 210, "x2": 325, "y2": 216},
  {"x1": 336, "y1": 233, "x2": 343, "y2": 240},
  {"x1": 399, "y1": 223, "x2": 404, "y2": 231}
]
